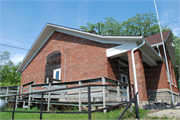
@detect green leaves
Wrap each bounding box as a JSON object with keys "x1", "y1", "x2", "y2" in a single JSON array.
[
  {"x1": 79, "y1": 11, "x2": 159, "y2": 37},
  {"x1": 0, "y1": 51, "x2": 21, "y2": 87},
  {"x1": 0, "y1": 62, "x2": 22, "y2": 86},
  {"x1": 80, "y1": 17, "x2": 123, "y2": 35}
]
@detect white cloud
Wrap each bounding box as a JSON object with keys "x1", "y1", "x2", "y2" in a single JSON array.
[
  {"x1": 77, "y1": 1, "x2": 89, "y2": 26},
  {"x1": 166, "y1": 22, "x2": 180, "y2": 37},
  {"x1": 171, "y1": 27, "x2": 180, "y2": 37},
  {"x1": 11, "y1": 53, "x2": 25, "y2": 65},
  {"x1": 160, "y1": 8, "x2": 180, "y2": 37}
]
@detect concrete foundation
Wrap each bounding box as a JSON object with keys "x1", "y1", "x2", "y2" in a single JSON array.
[{"x1": 147, "y1": 89, "x2": 179, "y2": 103}]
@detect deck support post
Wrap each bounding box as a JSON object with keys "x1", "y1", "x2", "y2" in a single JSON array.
[
  {"x1": 102, "y1": 77, "x2": 107, "y2": 113},
  {"x1": 12, "y1": 95, "x2": 16, "y2": 120},
  {"x1": 79, "y1": 81, "x2": 82, "y2": 111},
  {"x1": 117, "y1": 82, "x2": 120, "y2": 101},
  {"x1": 40, "y1": 92, "x2": 44, "y2": 120},
  {"x1": 16, "y1": 86, "x2": 20, "y2": 108},
  {"x1": 5, "y1": 87, "x2": 9, "y2": 103},
  {"x1": 88, "y1": 85, "x2": 91, "y2": 120},
  {"x1": 47, "y1": 83, "x2": 51, "y2": 111}
]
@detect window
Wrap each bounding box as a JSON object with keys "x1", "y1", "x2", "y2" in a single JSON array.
[
  {"x1": 118, "y1": 60, "x2": 128, "y2": 74},
  {"x1": 53, "y1": 68, "x2": 61, "y2": 80},
  {"x1": 45, "y1": 51, "x2": 61, "y2": 83}
]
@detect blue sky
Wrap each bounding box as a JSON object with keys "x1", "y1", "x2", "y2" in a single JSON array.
[{"x1": 0, "y1": 0, "x2": 179, "y2": 64}]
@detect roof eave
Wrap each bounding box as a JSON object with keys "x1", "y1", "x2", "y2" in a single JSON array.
[
  {"x1": 150, "y1": 31, "x2": 177, "y2": 68},
  {"x1": 17, "y1": 23, "x2": 143, "y2": 73}
]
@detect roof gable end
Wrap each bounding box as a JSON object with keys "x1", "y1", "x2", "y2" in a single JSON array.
[{"x1": 145, "y1": 30, "x2": 171, "y2": 45}]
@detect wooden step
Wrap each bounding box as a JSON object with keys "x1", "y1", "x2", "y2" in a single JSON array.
[
  {"x1": 23, "y1": 106, "x2": 29, "y2": 109},
  {"x1": 23, "y1": 101, "x2": 29, "y2": 109}
]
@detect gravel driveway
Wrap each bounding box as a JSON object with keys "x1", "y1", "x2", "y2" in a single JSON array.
[{"x1": 147, "y1": 109, "x2": 180, "y2": 118}]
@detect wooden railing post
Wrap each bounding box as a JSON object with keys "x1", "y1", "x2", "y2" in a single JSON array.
[
  {"x1": 21, "y1": 85, "x2": 23, "y2": 99},
  {"x1": 102, "y1": 77, "x2": 106, "y2": 113},
  {"x1": 79, "y1": 81, "x2": 82, "y2": 111},
  {"x1": 28, "y1": 85, "x2": 32, "y2": 110},
  {"x1": 16, "y1": 86, "x2": 20, "y2": 108},
  {"x1": 32, "y1": 81, "x2": 36, "y2": 100},
  {"x1": 47, "y1": 78, "x2": 49, "y2": 83},
  {"x1": 117, "y1": 82, "x2": 120, "y2": 101},
  {"x1": 5, "y1": 87, "x2": 9, "y2": 103},
  {"x1": 47, "y1": 83, "x2": 51, "y2": 111},
  {"x1": 127, "y1": 85, "x2": 130, "y2": 101}
]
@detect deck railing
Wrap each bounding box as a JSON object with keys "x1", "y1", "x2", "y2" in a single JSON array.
[
  {"x1": 0, "y1": 86, "x2": 20, "y2": 108},
  {"x1": 20, "y1": 77, "x2": 131, "y2": 111},
  {"x1": 1, "y1": 77, "x2": 131, "y2": 111},
  {"x1": 0, "y1": 83, "x2": 139, "y2": 120}
]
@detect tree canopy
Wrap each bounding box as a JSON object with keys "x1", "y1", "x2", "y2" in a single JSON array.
[
  {"x1": 0, "y1": 51, "x2": 21, "y2": 87},
  {"x1": 80, "y1": 11, "x2": 160, "y2": 37}
]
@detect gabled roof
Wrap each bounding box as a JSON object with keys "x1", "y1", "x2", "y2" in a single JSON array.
[
  {"x1": 145, "y1": 30, "x2": 176, "y2": 67},
  {"x1": 145, "y1": 30, "x2": 171, "y2": 45},
  {"x1": 17, "y1": 23, "x2": 163, "y2": 73}
]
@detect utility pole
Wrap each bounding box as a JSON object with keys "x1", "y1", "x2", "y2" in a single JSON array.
[
  {"x1": 179, "y1": 78, "x2": 180, "y2": 101},
  {"x1": 154, "y1": 0, "x2": 174, "y2": 104}
]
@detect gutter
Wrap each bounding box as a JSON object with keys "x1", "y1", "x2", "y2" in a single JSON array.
[{"x1": 131, "y1": 37, "x2": 146, "y2": 104}]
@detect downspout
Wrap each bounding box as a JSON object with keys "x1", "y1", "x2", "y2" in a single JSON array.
[
  {"x1": 179, "y1": 78, "x2": 180, "y2": 101},
  {"x1": 131, "y1": 37, "x2": 145, "y2": 104},
  {"x1": 156, "y1": 45, "x2": 161, "y2": 57}
]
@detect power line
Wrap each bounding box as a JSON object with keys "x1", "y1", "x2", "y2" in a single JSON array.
[
  {"x1": 0, "y1": 43, "x2": 29, "y2": 50},
  {"x1": 0, "y1": 43, "x2": 56, "y2": 52}
]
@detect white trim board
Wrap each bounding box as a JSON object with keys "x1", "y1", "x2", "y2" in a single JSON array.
[{"x1": 106, "y1": 42, "x2": 137, "y2": 58}]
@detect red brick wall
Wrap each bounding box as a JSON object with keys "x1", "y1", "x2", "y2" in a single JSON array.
[
  {"x1": 165, "y1": 45, "x2": 178, "y2": 93},
  {"x1": 144, "y1": 45, "x2": 178, "y2": 93},
  {"x1": 127, "y1": 50, "x2": 148, "y2": 101},
  {"x1": 20, "y1": 31, "x2": 119, "y2": 91},
  {"x1": 144, "y1": 61, "x2": 169, "y2": 90}
]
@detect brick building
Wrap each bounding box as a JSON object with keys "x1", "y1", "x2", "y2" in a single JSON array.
[{"x1": 17, "y1": 23, "x2": 179, "y2": 103}]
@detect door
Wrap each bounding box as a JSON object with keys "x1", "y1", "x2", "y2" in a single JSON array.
[
  {"x1": 53, "y1": 68, "x2": 61, "y2": 83},
  {"x1": 121, "y1": 73, "x2": 128, "y2": 101}
]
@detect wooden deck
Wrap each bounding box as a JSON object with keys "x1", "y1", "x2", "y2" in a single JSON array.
[{"x1": 0, "y1": 77, "x2": 132, "y2": 111}]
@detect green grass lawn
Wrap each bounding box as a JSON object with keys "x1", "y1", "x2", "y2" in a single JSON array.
[{"x1": 0, "y1": 106, "x2": 149, "y2": 120}]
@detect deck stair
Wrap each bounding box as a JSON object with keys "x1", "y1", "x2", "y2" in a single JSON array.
[{"x1": 22, "y1": 101, "x2": 29, "y2": 109}]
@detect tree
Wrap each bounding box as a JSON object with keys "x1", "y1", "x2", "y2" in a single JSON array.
[
  {"x1": 0, "y1": 51, "x2": 10, "y2": 62},
  {"x1": 0, "y1": 62, "x2": 21, "y2": 86},
  {"x1": 0, "y1": 51, "x2": 11, "y2": 69},
  {"x1": 0, "y1": 51, "x2": 22, "y2": 86},
  {"x1": 80, "y1": 17, "x2": 123, "y2": 35},
  {"x1": 80, "y1": 11, "x2": 159, "y2": 37},
  {"x1": 121, "y1": 12, "x2": 159, "y2": 37}
]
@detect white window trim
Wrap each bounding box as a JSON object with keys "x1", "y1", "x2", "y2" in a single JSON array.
[{"x1": 53, "y1": 68, "x2": 61, "y2": 81}]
